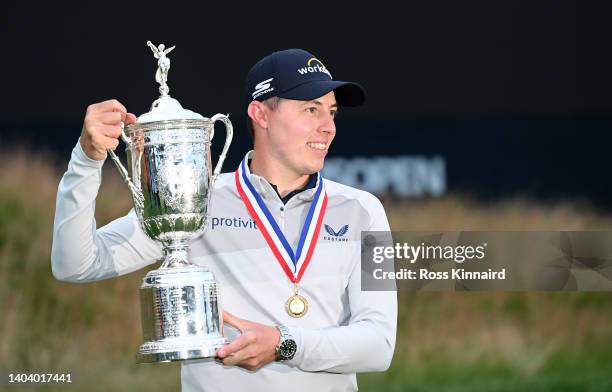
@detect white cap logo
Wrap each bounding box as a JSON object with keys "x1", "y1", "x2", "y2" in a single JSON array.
[{"x1": 252, "y1": 78, "x2": 274, "y2": 99}]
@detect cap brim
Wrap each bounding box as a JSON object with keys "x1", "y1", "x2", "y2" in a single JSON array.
[{"x1": 278, "y1": 80, "x2": 366, "y2": 107}]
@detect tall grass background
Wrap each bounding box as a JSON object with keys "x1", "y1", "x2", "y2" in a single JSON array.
[{"x1": 1, "y1": 147, "x2": 611, "y2": 391}]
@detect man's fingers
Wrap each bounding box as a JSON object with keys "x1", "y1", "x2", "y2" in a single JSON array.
[
  {"x1": 220, "y1": 340, "x2": 258, "y2": 367},
  {"x1": 221, "y1": 351, "x2": 248, "y2": 366},
  {"x1": 85, "y1": 122, "x2": 122, "y2": 139},
  {"x1": 222, "y1": 310, "x2": 246, "y2": 332},
  {"x1": 97, "y1": 111, "x2": 124, "y2": 126},
  {"x1": 81, "y1": 100, "x2": 128, "y2": 161},
  {"x1": 217, "y1": 330, "x2": 255, "y2": 358},
  {"x1": 81, "y1": 135, "x2": 118, "y2": 159},
  {"x1": 106, "y1": 137, "x2": 120, "y2": 151},
  {"x1": 221, "y1": 345, "x2": 261, "y2": 369},
  {"x1": 92, "y1": 134, "x2": 120, "y2": 150},
  {"x1": 101, "y1": 125, "x2": 123, "y2": 139},
  {"x1": 125, "y1": 112, "x2": 138, "y2": 125},
  {"x1": 86, "y1": 99, "x2": 127, "y2": 115}
]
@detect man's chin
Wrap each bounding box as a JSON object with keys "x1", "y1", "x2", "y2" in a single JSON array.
[
  {"x1": 300, "y1": 166, "x2": 323, "y2": 176},
  {"x1": 307, "y1": 160, "x2": 325, "y2": 175}
]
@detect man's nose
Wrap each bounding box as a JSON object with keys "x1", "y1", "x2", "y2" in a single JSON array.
[{"x1": 320, "y1": 113, "x2": 336, "y2": 134}]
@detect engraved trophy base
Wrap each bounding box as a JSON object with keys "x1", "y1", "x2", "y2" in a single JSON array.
[
  {"x1": 137, "y1": 264, "x2": 227, "y2": 363},
  {"x1": 137, "y1": 336, "x2": 228, "y2": 363}
]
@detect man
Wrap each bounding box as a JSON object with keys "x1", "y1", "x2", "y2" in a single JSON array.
[{"x1": 52, "y1": 48, "x2": 397, "y2": 391}]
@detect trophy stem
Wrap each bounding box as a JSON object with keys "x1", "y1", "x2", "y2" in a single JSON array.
[{"x1": 160, "y1": 242, "x2": 192, "y2": 269}]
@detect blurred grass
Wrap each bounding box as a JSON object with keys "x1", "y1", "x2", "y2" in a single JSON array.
[{"x1": 1, "y1": 147, "x2": 611, "y2": 391}]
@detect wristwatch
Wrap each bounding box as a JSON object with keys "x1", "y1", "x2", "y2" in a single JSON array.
[{"x1": 275, "y1": 325, "x2": 297, "y2": 361}]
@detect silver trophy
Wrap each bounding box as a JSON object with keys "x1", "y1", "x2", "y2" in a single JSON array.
[{"x1": 107, "y1": 41, "x2": 233, "y2": 363}]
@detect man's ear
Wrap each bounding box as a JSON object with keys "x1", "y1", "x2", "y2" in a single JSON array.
[{"x1": 247, "y1": 101, "x2": 268, "y2": 130}]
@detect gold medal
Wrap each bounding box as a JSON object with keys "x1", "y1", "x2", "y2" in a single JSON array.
[{"x1": 285, "y1": 285, "x2": 309, "y2": 318}]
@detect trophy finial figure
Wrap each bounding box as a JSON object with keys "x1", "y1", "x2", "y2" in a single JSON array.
[{"x1": 147, "y1": 41, "x2": 176, "y2": 96}]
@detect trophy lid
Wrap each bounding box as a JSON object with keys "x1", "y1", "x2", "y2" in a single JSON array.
[
  {"x1": 137, "y1": 41, "x2": 205, "y2": 123},
  {"x1": 138, "y1": 96, "x2": 205, "y2": 123}
]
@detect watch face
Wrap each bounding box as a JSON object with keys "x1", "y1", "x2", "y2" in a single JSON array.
[{"x1": 279, "y1": 339, "x2": 297, "y2": 359}]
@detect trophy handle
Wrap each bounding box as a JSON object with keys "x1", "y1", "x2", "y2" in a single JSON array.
[
  {"x1": 200, "y1": 114, "x2": 233, "y2": 234},
  {"x1": 107, "y1": 122, "x2": 145, "y2": 211},
  {"x1": 208, "y1": 114, "x2": 234, "y2": 185}
]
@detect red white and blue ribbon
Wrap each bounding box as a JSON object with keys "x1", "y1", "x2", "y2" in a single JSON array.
[{"x1": 235, "y1": 157, "x2": 327, "y2": 283}]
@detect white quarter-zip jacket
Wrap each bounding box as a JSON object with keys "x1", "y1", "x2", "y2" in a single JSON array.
[{"x1": 52, "y1": 141, "x2": 397, "y2": 392}]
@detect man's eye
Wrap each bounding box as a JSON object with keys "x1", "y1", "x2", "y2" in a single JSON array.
[
  {"x1": 331, "y1": 111, "x2": 337, "y2": 119},
  {"x1": 306, "y1": 107, "x2": 317, "y2": 114}
]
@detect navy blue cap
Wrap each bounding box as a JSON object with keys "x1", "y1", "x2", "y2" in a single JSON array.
[{"x1": 245, "y1": 49, "x2": 366, "y2": 107}]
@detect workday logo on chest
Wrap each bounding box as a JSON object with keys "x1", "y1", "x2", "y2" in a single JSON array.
[{"x1": 323, "y1": 224, "x2": 349, "y2": 242}]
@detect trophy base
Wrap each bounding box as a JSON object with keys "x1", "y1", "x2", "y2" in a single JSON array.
[
  {"x1": 137, "y1": 335, "x2": 228, "y2": 363},
  {"x1": 138, "y1": 265, "x2": 227, "y2": 364}
]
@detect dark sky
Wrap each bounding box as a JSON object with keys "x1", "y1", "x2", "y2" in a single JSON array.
[{"x1": 2, "y1": 1, "x2": 611, "y2": 124}]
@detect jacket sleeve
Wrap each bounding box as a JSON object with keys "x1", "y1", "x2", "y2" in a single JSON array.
[
  {"x1": 51, "y1": 139, "x2": 162, "y2": 283},
  {"x1": 286, "y1": 195, "x2": 397, "y2": 373}
]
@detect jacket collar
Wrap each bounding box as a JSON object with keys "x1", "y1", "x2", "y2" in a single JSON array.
[{"x1": 238, "y1": 150, "x2": 321, "y2": 203}]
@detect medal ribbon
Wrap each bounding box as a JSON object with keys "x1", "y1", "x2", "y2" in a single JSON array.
[{"x1": 235, "y1": 157, "x2": 327, "y2": 283}]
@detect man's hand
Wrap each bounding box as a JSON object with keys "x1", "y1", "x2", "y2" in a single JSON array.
[
  {"x1": 216, "y1": 310, "x2": 281, "y2": 371},
  {"x1": 80, "y1": 99, "x2": 138, "y2": 161}
]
